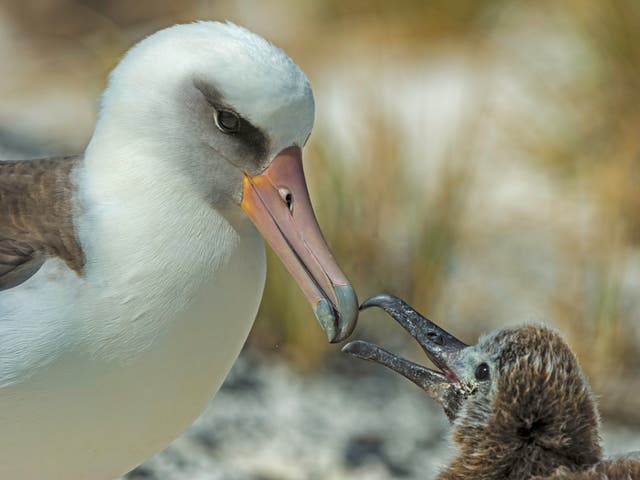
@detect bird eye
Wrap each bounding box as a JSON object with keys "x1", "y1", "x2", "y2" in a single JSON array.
[
  {"x1": 215, "y1": 110, "x2": 240, "y2": 133},
  {"x1": 475, "y1": 363, "x2": 490, "y2": 381}
]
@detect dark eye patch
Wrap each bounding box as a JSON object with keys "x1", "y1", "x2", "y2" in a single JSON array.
[{"x1": 193, "y1": 79, "x2": 270, "y2": 170}]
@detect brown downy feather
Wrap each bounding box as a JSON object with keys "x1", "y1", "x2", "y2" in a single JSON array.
[
  {"x1": 345, "y1": 297, "x2": 640, "y2": 480},
  {"x1": 437, "y1": 326, "x2": 602, "y2": 480},
  {"x1": 537, "y1": 455, "x2": 640, "y2": 479}
]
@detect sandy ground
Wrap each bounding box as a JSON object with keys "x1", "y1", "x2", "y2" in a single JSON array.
[{"x1": 122, "y1": 352, "x2": 640, "y2": 480}]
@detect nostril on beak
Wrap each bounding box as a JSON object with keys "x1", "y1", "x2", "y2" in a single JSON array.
[
  {"x1": 428, "y1": 332, "x2": 445, "y2": 346},
  {"x1": 278, "y1": 187, "x2": 294, "y2": 212}
]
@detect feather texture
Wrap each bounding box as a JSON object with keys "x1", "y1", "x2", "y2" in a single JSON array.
[{"x1": 0, "y1": 156, "x2": 84, "y2": 290}]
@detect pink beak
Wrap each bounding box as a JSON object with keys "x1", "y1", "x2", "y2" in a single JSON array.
[{"x1": 241, "y1": 146, "x2": 358, "y2": 343}]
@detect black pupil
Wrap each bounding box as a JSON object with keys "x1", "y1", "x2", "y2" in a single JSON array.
[
  {"x1": 475, "y1": 363, "x2": 490, "y2": 381},
  {"x1": 218, "y1": 111, "x2": 239, "y2": 131},
  {"x1": 285, "y1": 192, "x2": 293, "y2": 209}
]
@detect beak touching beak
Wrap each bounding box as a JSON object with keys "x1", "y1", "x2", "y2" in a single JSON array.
[
  {"x1": 343, "y1": 294, "x2": 469, "y2": 421},
  {"x1": 241, "y1": 146, "x2": 358, "y2": 343}
]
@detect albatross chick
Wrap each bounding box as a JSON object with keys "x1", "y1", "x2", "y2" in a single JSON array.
[{"x1": 344, "y1": 294, "x2": 640, "y2": 480}]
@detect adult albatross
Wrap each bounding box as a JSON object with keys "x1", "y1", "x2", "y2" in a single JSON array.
[{"x1": 0, "y1": 22, "x2": 358, "y2": 479}]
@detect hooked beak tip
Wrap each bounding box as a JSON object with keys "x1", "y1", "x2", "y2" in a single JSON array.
[
  {"x1": 315, "y1": 284, "x2": 359, "y2": 343},
  {"x1": 341, "y1": 340, "x2": 370, "y2": 357},
  {"x1": 331, "y1": 327, "x2": 354, "y2": 344},
  {"x1": 359, "y1": 294, "x2": 399, "y2": 311},
  {"x1": 315, "y1": 299, "x2": 338, "y2": 342}
]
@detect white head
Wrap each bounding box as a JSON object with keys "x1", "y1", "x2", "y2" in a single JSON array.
[
  {"x1": 90, "y1": 22, "x2": 313, "y2": 205},
  {"x1": 86, "y1": 22, "x2": 357, "y2": 342}
]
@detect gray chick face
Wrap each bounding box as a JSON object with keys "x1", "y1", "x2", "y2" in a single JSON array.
[{"x1": 445, "y1": 341, "x2": 500, "y2": 426}]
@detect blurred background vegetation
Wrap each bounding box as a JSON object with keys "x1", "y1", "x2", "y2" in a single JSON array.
[{"x1": 1, "y1": 0, "x2": 639, "y2": 423}]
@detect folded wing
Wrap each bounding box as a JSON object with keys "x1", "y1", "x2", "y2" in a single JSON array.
[{"x1": 0, "y1": 156, "x2": 84, "y2": 291}]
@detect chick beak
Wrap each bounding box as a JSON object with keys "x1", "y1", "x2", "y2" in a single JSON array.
[{"x1": 343, "y1": 294, "x2": 468, "y2": 420}]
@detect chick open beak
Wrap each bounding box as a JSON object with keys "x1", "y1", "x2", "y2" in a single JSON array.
[
  {"x1": 343, "y1": 294, "x2": 468, "y2": 420},
  {"x1": 241, "y1": 146, "x2": 358, "y2": 343}
]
